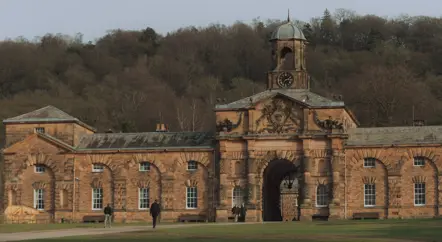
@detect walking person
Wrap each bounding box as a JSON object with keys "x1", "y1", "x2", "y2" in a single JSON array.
[
  {"x1": 104, "y1": 204, "x2": 113, "y2": 228},
  {"x1": 150, "y1": 199, "x2": 161, "y2": 229}
]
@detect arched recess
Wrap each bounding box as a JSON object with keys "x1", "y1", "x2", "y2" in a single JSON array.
[
  {"x1": 261, "y1": 158, "x2": 301, "y2": 222},
  {"x1": 280, "y1": 47, "x2": 294, "y2": 70},
  {"x1": 401, "y1": 149, "x2": 439, "y2": 217},
  {"x1": 5, "y1": 184, "x2": 19, "y2": 207},
  {"x1": 85, "y1": 154, "x2": 119, "y2": 209},
  {"x1": 128, "y1": 156, "x2": 162, "y2": 211},
  {"x1": 21, "y1": 162, "x2": 56, "y2": 220},
  {"x1": 178, "y1": 157, "x2": 210, "y2": 211},
  {"x1": 348, "y1": 152, "x2": 388, "y2": 218}
]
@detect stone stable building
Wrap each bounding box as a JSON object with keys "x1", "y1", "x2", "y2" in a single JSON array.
[{"x1": 2, "y1": 19, "x2": 442, "y2": 223}]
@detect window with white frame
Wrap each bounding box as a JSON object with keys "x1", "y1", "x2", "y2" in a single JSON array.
[
  {"x1": 413, "y1": 157, "x2": 425, "y2": 167},
  {"x1": 316, "y1": 184, "x2": 328, "y2": 207},
  {"x1": 92, "y1": 164, "x2": 104, "y2": 173},
  {"x1": 186, "y1": 187, "x2": 198, "y2": 209},
  {"x1": 232, "y1": 187, "x2": 244, "y2": 207},
  {"x1": 35, "y1": 165, "x2": 45, "y2": 173},
  {"x1": 139, "y1": 188, "x2": 150, "y2": 209},
  {"x1": 92, "y1": 188, "x2": 103, "y2": 210},
  {"x1": 139, "y1": 162, "x2": 151, "y2": 172},
  {"x1": 187, "y1": 160, "x2": 198, "y2": 171},
  {"x1": 35, "y1": 127, "x2": 45, "y2": 133},
  {"x1": 363, "y1": 158, "x2": 376, "y2": 168},
  {"x1": 34, "y1": 189, "x2": 44, "y2": 210},
  {"x1": 364, "y1": 184, "x2": 376, "y2": 207},
  {"x1": 414, "y1": 183, "x2": 426, "y2": 206}
]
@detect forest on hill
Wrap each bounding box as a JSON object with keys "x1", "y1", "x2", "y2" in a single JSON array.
[{"x1": 1, "y1": 9, "x2": 442, "y2": 142}]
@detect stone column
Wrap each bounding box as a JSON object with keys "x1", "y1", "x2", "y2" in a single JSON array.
[
  {"x1": 329, "y1": 150, "x2": 342, "y2": 220},
  {"x1": 216, "y1": 158, "x2": 229, "y2": 222},
  {"x1": 300, "y1": 152, "x2": 313, "y2": 221},
  {"x1": 245, "y1": 157, "x2": 260, "y2": 222}
]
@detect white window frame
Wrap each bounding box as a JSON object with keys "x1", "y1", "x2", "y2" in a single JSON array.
[
  {"x1": 364, "y1": 184, "x2": 376, "y2": 207},
  {"x1": 232, "y1": 187, "x2": 244, "y2": 207},
  {"x1": 414, "y1": 183, "x2": 426, "y2": 206},
  {"x1": 34, "y1": 189, "x2": 44, "y2": 210},
  {"x1": 187, "y1": 160, "x2": 198, "y2": 171},
  {"x1": 35, "y1": 165, "x2": 45, "y2": 173},
  {"x1": 363, "y1": 158, "x2": 376, "y2": 168},
  {"x1": 92, "y1": 188, "x2": 103, "y2": 210},
  {"x1": 413, "y1": 157, "x2": 425, "y2": 167},
  {"x1": 139, "y1": 162, "x2": 151, "y2": 172},
  {"x1": 35, "y1": 127, "x2": 45, "y2": 133},
  {"x1": 316, "y1": 184, "x2": 328, "y2": 207},
  {"x1": 138, "y1": 187, "x2": 150, "y2": 210},
  {"x1": 186, "y1": 187, "x2": 198, "y2": 209},
  {"x1": 92, "y1": 164, "x2": 104, "y2": 173}
]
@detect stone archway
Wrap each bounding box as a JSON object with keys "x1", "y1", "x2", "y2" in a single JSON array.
[{"x1": 262, "y1": 159, "x2": 301, "y2": 221}]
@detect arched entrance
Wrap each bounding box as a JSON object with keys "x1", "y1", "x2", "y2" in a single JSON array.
[{"x1": 262, "y1": 159, "x2": 302, "y2": 221}]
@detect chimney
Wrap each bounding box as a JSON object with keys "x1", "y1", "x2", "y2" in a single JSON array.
[
  {"x1": 156, "y1": 123, "x2": 169, "y2": 132},
  {"x1": 413, "y1": 119, "x2": 425, "y2": 127}
]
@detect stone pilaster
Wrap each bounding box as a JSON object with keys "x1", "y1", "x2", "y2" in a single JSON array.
[
  {"x1": 113, "y1": 179, "x2": 126, "y2": 210},
  {"x1": 329, "y1": 151, "x2": 343, "y2": 220},
  {"x1": 300, "y1": 152, "x2": 313, "y2": 221}
]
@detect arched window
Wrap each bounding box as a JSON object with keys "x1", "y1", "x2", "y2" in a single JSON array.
[
  {"x1": 187, "y1": 160, "x2": 198, "y2": 171},
  {"x1": 232, "y1": 187, "x2": 244, "y2": 207},
  {"x1": 316, "y1": 184, "x2": 328, "y2": 207}
]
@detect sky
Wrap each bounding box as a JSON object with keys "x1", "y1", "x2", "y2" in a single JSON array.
[{"x1": 1, "y1": 0, "x2": 441, "y2": 42}]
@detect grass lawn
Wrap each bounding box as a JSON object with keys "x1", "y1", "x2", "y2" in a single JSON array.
[
  {"x1": 25, "y1": 219, "x2": 442, "y2": 242},
  {"x1": 0, "y1": 222, "x2": 152, "y2": 233}
]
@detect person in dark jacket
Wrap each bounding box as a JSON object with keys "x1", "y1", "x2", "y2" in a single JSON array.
[
  {"x1": 149, "y1": 199, "x2": 161, "y2": 229},
  {"x1": 104, "y1": 204, "x2": 113, "y2": 228}
]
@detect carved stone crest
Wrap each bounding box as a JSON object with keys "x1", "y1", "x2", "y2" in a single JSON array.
[
  {"x1": 216, "y1": 112, "x2": 243, "y2": 132},
  {"x1": 255, "y1": 97, "x2": 302, "y2": 134},
  {"x1": 313, "y1": 111, "x2": 343, "y2": 130}
]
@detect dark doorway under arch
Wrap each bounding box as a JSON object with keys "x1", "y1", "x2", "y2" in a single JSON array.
[{"x1": 262, "y1": 159, "x2": 300, "y2": 221}]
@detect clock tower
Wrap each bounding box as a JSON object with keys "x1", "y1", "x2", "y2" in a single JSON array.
[{"x1": 267, "y1": 15, "x2": 309, "y2": 90}]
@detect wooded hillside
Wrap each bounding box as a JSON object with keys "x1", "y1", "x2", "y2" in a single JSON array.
[{"x1": 1, "y1": 9, "x2": 442, "y2": 143}]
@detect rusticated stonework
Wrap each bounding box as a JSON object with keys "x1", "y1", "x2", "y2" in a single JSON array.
[{"x1": 4, "y1": 20, "x2": 442, "y2": 224}]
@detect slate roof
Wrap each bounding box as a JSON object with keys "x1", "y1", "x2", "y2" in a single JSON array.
[
  {"x1": 3, "y1": 105, "x2": 96, "y2": 131},
  {"x1": 75, "y1": 132, "x2": 214, "y2": 150},
  {"x1": 346, "y1": 126, "x2": 442, "y2": 146},
  {"x1": 215, "y1": 89, "x2": 344, "y2": 110}
]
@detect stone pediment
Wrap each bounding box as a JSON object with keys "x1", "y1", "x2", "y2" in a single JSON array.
[
  {"x1": 3, "y1": 133, "x2": 69, "y2": 154},
  {"x1": 252, "y1": 95, "x2": 304, "y2": 134}
]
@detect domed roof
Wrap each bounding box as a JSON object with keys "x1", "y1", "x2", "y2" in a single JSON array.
[{"x1": 270, "y1": 21, "x2": 306, "y2": 41}]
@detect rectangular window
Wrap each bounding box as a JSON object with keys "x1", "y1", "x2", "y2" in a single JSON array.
[
  {"x1": 316, "y1": 185, "x2": 328, "y2": 207},
  {"x1": 363, "y1": 158, "x2": 376, "y2": 168},
  {"x1": 186, "y1": 187, "x2": 198, "y2": 209},
  {"x1": 187, "y1": 161, "x2": 198, "y2": 171},
  {"x1": 414, "y1": 183, "x2": 426, "y2": 206},
  {"x1": 139, "y1": 188, "x2": 150, "y2": 210},
  {"x1": 35, "y1": 127, "x2": 45, "y2": 133},
  {"x1": 92, "y1": 164, "x2": 104, "y2": 173},
  {"x1": 34, "y1": 189, "x2": 45, "y2": 210},
  {"x1": 139, "y1": 162, "x2": 150, "y2": 172},
  {"x1": 35, "y1": 165, "x2": 45, "y2": 173},
  {"x1": 34, "y1": 189, "x2": 44, "y2": 210},
  {"x1": 364, "y1": 184, "x2": 376, "y2": 207},
  {"x1": 92, "y1": 188, "x2": 103, "y2": 210},
  {"x1": 413, "y1": 157, "x2": 425, "y2": 167},
  {"x1": 232, "y1": 187, "x2": 244, "y2": 207}
]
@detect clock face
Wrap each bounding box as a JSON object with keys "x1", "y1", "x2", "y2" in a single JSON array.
[{"x1": 277, "y1": 72, "x2": 294, "y2": 88}]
